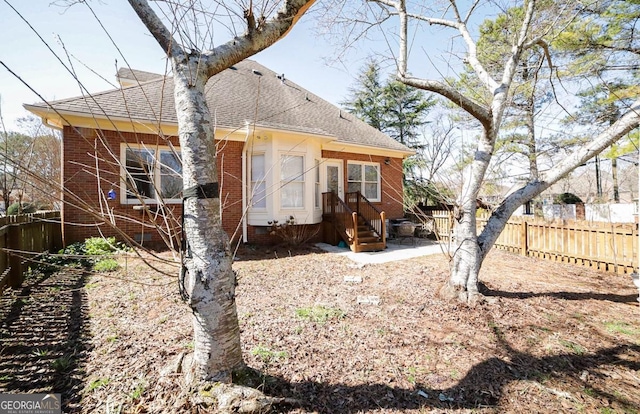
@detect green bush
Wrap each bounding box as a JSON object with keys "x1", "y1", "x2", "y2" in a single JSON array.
[
  {"x1": 84, "y1": 237, "x2": 118, "y2": 256},
  {"x1": 36, "y1": 237, "x2": 128, "y2": 275},
  {"x1": 554, "y1": 192, "x2": 583, "y2": 204},
  {"x1": 93, "y1": 258, "x2": 119, "y2": 272},
  {"x1": 6, "y1": 202, "x2": 37, "y2": 215}
]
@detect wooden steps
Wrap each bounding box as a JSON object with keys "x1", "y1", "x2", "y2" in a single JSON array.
[{"x1": 322, "y1": 191, "x2": 386, "y2": 253}]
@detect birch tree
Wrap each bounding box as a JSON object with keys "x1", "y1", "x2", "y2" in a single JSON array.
[
  {"x1": 328, "y1": 0, "x2": 640, "y2": 301},
  {"x1": 125, "y1": 0, "x2": 314, "y2": 385}
]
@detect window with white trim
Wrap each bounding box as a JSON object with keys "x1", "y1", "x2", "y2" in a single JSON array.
[
  {"x1": 314, "y1": 159, "x2": 320, "y2": 209},
  {"x1": 280, "y1": 154, "x2": 304, "y2": 208},
  {"x1": 347, "y1": 161, "x2": 380, "y2": 201},
  {"x1": 124, "y1": 146, "x2": 182, "y2": 203},
  {"x1": 251, "y1": 154, "x2": 266, "y2": 208}
]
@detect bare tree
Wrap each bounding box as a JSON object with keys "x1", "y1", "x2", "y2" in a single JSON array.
[
  {"x1": 324, "y1": 0, "x2": 640, "y2": 302},
  {"x1": 0, "y1": 113, "x2": 61, "y2": 214},
  {"x1": 125, "y1": 0, "x2": 315, "y2": 387}
]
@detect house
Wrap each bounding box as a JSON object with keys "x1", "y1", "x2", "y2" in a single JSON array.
[{"x1": 24, "y1": 60, "x2": 413, "y2": 251}]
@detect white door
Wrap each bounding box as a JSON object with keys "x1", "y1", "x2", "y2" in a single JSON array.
[{"x1": 324, "y1": 159, "x2": 343, "y2": 199}]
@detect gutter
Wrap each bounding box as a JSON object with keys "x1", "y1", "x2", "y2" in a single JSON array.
[{"x1": 241, "y1": 128, "x2": 250, "y2": 243}]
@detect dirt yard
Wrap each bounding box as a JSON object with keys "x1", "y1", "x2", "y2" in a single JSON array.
[{"x1": 1, "y1": 243, "x2": 639, "y2": 413}]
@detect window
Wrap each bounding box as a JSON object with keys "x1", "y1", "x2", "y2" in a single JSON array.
[
  {"x1": 280, "y1": 154, "x2": 304, "y2": 208},
  {"x1": 314, "y1": 159, "x2": 320, "y2": 209},
  {"x1": 347, "y1": 162, "x2": 380, "y2": 201},
  {"x1": 251, "y1": 154, "x2": 266, "y2": 208},
  {"x1": 124, "y1": 146, "x2": 182, "y2": 202}
]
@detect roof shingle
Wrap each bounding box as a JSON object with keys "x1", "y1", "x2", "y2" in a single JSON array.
[{"x1": 30, "y1": 60, "x2": 412, "y2": 153}]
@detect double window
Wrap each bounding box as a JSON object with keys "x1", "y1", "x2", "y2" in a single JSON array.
[
  {"x1": 250, "y1": 153, "x2": 307, "y2": 210},
  {"x1": 124, "y1": 146, "x2": 182, "y2": 203},
  {"x1": 347, "y1": 161, "x2": 380, "y2": 201}
]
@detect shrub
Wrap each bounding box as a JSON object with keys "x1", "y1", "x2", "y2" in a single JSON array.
[
  {"x1": 93, "y1": 258, "x2": 119, "y2": 272},
  {"x1": 268, "y1": 216, "x2": 319, "y2": 246},
  {"x1": 554, "y1": 192, "x2": 583, "y2": 204},
  {"x1": 6, "y1": 202, "x2": 37, "y2": 215},
  {"x1": 84, "y1": 237, "x2": 118, "y2": 256},
  {"x1": 41, "y1": 237, "x2": 126, "y2": 271}
]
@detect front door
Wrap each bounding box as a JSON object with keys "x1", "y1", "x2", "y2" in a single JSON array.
[{"x1": 324, "y1": 159, "x2": 343, "y2": 199}]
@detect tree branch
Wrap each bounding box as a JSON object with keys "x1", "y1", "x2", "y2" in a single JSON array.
[
  {"x1": 478, "y1": 98, "x2": 640, "y2": 257},
  {"x1": 127, "y1": 0, "x2": 182, "y2": 58},
  {"x1": 399, "y1": 75, "x2": 491, "y2": 128},
  {"x1": 200, "y1": 0, "x2": 316, "y2": 77},
  {"x1": 500, "y1": 0, "x2": 536, "y2": 93}
]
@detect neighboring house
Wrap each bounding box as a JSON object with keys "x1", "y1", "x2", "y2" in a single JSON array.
[
  {"x1": 543, "y1": 160, "x2": 638, "y2": 204},
  {"x1": 25, "y1": 60, "x2": 413, "y2": 251}
]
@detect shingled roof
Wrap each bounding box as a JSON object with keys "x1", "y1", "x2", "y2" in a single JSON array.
[
  {"x1": 27, "y1": 60, "x2": 412, "y2": 154},
  {"x1": 116, "y1": 68, "x2": 165, "y2": 86}
]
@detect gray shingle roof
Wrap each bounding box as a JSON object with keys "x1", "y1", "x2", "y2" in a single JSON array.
[
  {"x1": 30, "y1": 60, "x2": 412, "y2": 153},
  {"x1": 116, "y1": 67, "x2": 165, "y2": 84}
]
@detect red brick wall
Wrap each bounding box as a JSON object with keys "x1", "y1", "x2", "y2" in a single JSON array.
[
  {"x1": 61, "y1": 126, "x2": 244, "y2": 248},
  {"x1": 61, "y1": 126, "x2": 405, "y2": 247},
  {"x1": 321, "y1": 150, "x2": 405, "y2": 220},
  {"x1": 246, "y1": 223, "x2": 323, "y2": 245}
]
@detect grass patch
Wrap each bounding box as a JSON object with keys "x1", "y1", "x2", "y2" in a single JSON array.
[
  {"x1": 129, "y1": 382, "x2": 145, "y2": 400},
  {"x1": 251, "y1": 346, "x2": 287, "y2": 364},
  {"x1": 31, "y1": 348, "x2": 50, "y2": 358},
  {"x1": 406, "y1": 367, "x2": 417, "y2": 385},
  {"x1": 88, "y1": 378, "x2": 110, "y2": 391},
  {"x1": 559, "y1": 339, "x2": 585, "y2": 355},
  {"x1": 604, "y1": 321, "x2": 640, "y2": 336},
  {"x1": 488, "y1": 320, "x2": 505, "y2": 341},
  {"x1": 295, "y1": 305, "x2": 345, "y2": 324},
  {"x1": 52, "y1": 355, "x2": 73, "y2": 372},
  {"x1": 93, "y1": 258, "x2": 119, "y2": 272}
]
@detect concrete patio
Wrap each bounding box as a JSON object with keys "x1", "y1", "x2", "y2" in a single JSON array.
[{"x1": 316, "y1": 238, "x2": 448, "y2": 265}]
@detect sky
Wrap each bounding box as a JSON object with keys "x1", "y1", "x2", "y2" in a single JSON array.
[{"x1": 0, "y1": 0, "x2": 390, "y2": 132}]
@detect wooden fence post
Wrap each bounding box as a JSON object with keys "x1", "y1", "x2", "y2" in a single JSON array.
[
  {"x1": 7, "y1": 217, "x2": 23, "y2": 288},
  {"x1": 520, "y1": 220, "x2": 528, "y2": 257}
]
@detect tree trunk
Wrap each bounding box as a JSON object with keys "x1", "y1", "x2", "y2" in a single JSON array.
[
  {"x1": 173, "y1": 58, "x2": 243, "y2": 383},
  {"x1": 442, "y1": 133, "x2": 494, "y2": 303},
  {"x1": 443, "y1": 203, "x2": 482, "y2": 302}
]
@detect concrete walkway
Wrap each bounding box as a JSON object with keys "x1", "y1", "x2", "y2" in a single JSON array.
[{"x1": 316, "y1": 239, "x2": 448, "y2": 265}]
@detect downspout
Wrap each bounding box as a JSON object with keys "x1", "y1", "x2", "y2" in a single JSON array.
[{"x1": 241, "y1": 128, "x2": 250, "y2": 243}]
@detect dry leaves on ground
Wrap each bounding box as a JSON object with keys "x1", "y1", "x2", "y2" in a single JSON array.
[{"x1": 1, "y1": 244, "x2": 639, "y2": 413}]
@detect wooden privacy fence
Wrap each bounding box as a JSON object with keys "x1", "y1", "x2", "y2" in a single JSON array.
[
  {"x1": 0, "y1": 211, "x2": 62, "y2": 294},
  {"x1": 430, "y1": 210, "x2": 638, "y2": 274}
]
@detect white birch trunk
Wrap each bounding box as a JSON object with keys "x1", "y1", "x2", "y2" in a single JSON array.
[
  {"x1": 127, "y1": 0, "x2": 315, "y2": 384},
  {"x1": 443, "y1": 129, "x2": 495, "y2": 301},
  {"x1": 173, "y1": 59, "x2": 243, "y2": 382}
]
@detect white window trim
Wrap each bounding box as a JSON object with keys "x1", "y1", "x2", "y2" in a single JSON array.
[
  {"x1": 120, "y1": 143, "x2": 182, "y2": 205},
  {"x1": 347, "y1": 161, "x2": 381, "y2": 202},
  {"x1": 314, "y1": 159, "x2": 321, "y2": 210},
  {"x1": 249, "y1": 152, "x2": 267, "y2": 210},
  {"x1": 279, "y1": 152, "x2": 305, "y2": 210}
]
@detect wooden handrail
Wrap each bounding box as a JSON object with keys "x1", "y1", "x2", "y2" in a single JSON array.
[
  {"x1": 345, "y1": 191, "x2": 385, "y2": 240},
  {"x1": 351, "y1": 212, "x2": 359, "y2": 246},
  {"x1": 322, "y1": 192, "x2": 357, "y2": 243},
  {"x1": 323, "y1": 191, "x2": 386, "y2": 251}
]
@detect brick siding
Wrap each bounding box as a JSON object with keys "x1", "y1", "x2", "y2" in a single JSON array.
[
  {"x1": 321, "y1": 150, "x2": 405, "y2": 220},
  {"x1": 61, "y1": 127, "x2": 405, "y2": 248}
]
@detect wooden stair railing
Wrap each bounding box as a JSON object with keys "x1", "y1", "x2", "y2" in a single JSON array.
[
  {"x1": 322, "y1": 191, "x2": 386, "y2": 252},
  {"x1": 322, "y1": 192, "x2": 357, "y2": 245},
  {"x1": 346, "y1": 191, "x2": 386, "y2": 247}
]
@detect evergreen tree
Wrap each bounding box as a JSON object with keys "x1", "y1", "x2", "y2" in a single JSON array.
[{"x1": 342, "y1": 61, "x2": 437, "y2": 205}]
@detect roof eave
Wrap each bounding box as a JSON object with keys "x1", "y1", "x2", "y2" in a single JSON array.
[{"x1": 323, "y1": 140, "x2": 415, "y2": 159}]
